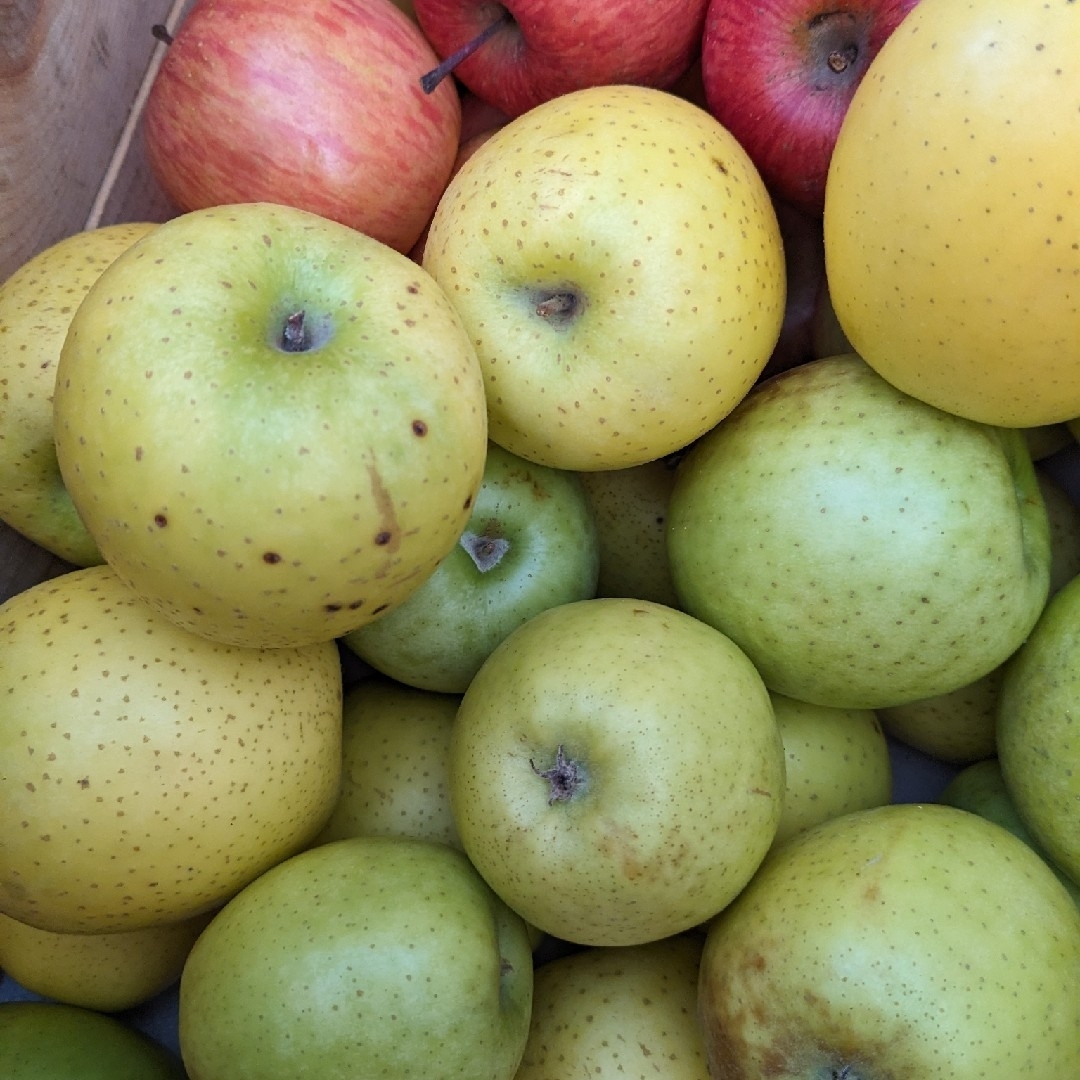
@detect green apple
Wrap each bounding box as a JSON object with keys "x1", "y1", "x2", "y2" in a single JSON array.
[
  {"x1": 698, "y1": 803, "x2": 1080, "y2": 1078},
  {"x1": 940, "y1": 759, "x2": 1080, "y2": 907},
  {"x1": 578, "y1": 453, "x2": 681, "y2": 607},
  {"x1": 667, "y1": 353, "x2": 1051, "y2": 709},
  {"x1": 0, "y1": 908, "x2": 212, "y2": 1013},
  {"x1": 449, "y1": 596, "x2": 785, "y2": 946},
  {"x1": 422, "y1": 83, "x2": 786, "y2": 472},
  {"x1": 769, "y1": 693, "x2": 891, "y2": 850},
  {"x1": 1037, "y1": 465, "x2": 1080, "y2": 597},
  {"x1": 0, "y1": 1000, "x2": 185, "y2": 1079},
  {"x1": 341, "y1": 442, "x2": 599, "y2": 693},
  {"x1": 314, "y1": 675, "x2": 463, "y2": 850},
  {"x1": 178, "y1": 835, "x2": 533, "y2": 1080},
  {"x1": 0, "y1": 564, "x2": 342, "y2": 933},
  {"x1": 997, "y1": 571, "x2": 1080, "y2": 887},
  {"x1": 0, "y1": 221, "x2": 156, "y2": 566},
  {"x1": 52, "y1": 201, "x2": 488, "y2": 649},
  {"x1": 515, "y1": 933, "x2": 710, "y2": 1080}
]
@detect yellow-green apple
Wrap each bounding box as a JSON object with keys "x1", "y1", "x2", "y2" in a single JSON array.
[
  {"x1": 577, "y1": 454, "x2": 681, "y2": 607},
  {"x1": 0, "y1": 222, "x2": 155, "y2": 566},
  {"x1": 997, "y1": 571, "x2": 1080, "y2": 887},
  {"x1": 698, "y1": 803, "x2": 1080, "y2": 1078},
  {"x1": 422, "y1": 83, "x2": 787, "y2": 472},
  {"x1": 824, "y1": 0, "x2": 1080, "y2": 427},
  {"x1": 141, "y1": 0, "x2": 461, "y2": 255},
  {"x1": 449, "y1": 597, "x2": 785, "y2": 946},
  {"x1": 178, "y1": 836, "x2": 533, "y2": 1080},
  {"x1": 667, "y1": 353, "x2": 1051, "y2": 709},
  {"x1": 314, "y1": 676, "x2": 463, "y2": 850},
  {"x1": 0, "y1": 1001, "x2": 186, "y2": 1080},
  {"x1": 769, "y1": 692, "x2": 891, "y2": 850},
  {"x1": 515, "y1": 933, "x2": 710, "y2": 1080},
  {"x1": 413, "y1": 0, "x2": 708, "y2": 118},
  {"x1": 701, "y1": 0, "x2": 919, "y2": 215},
  {"x1": 52, "y1": 202, "x2": 488, "y2": 649},
  {"x1": 0, "y1": 564, "x2": 342, "y2": 933},
  {"x1": 1037, "y1": 465, "x2": 1080, "y2": 596},
  {"x1": 940, "y1": 759, "x2": 1080, "y2": 907},
  {"x1": 342, "y1": 442, "x2": 599, "y2": 693},
  {"x1": 0, "y1": 909, "x2": 213, "y2": 1014}
]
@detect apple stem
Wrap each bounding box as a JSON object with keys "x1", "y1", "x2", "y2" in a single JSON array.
[
  {"x1": 151, "y1": 23, "x2": 174, "y2": 45},
  {"x1": 534, "y1": 292, "x2": 577, "y2": 320},
  {"x1": 419, "y1": 8, "x2": 515, "y2": 94},
  {"x1": 531, "y1": 744, "x2": 582, "y2": 805},
  {"x1": 281, "y1": 310, "x2": 309, "y2": 352}
]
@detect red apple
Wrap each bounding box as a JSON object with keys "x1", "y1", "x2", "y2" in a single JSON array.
[
  {"x1": 142, "y1": 0, "x2": 461, "y2": 254},
  {"x1": 700, "y1": 0, "x2": 919, "y2": 214},
  {"x1": 412, "y1": 0, "x2": 709, "y2": 118}
]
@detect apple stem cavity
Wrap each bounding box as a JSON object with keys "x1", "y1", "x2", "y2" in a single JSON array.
[
  {"x1": 531, "y1": 744, "x2": 582, "y2": 805},
  {"x1": 807, "y1": 10, "x2": 863, "y2": 84},
  {"x1": 281, "y1": 310, "x2": 310, "y2": 352},
  {"x1": 460, "y1": 529, "x2": 511, "y2": 572},
  {"x1": 420, "y1": 8, "x2": 515, "y2": 94},
  {"x1": 530, "y1": 288, "x2": 583, "y2": 330}
]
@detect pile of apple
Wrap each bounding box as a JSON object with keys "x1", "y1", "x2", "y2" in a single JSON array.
[{"x1": 1, "y1": 0, "x2": 1079, "y2": 1077}]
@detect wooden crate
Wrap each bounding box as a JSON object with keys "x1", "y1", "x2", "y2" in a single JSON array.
[{"x1": 0, "y1": 0, "x2": 196, "y2": 603}]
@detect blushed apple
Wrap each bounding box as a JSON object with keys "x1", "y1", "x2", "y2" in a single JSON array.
[
  {"x1": 52, "y1": 202, "x2": 488, "y2": 649},
  {"x1": 342, "y1": 441, "x2": 599, "y2": 693},
  {"x1": 423, "y1": 83, "x2": 786, "y2": 471},
  {"x1": 667, "y1": 354, "x2": 1051, "y2": 709},
  {"x1": 449, "y1": 597, "x2": 785, "y2": 946},
  {"x1": 698, "y1": 803, "x2": 1080, "y2": 1077}
]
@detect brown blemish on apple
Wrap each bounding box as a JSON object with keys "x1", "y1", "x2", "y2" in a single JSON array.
[
  {"x1": 366, "y1": 464, "x2": 401, "y2": 554},
  {"x1": 262, "y1": 551, "x2": 282, "y2": 565},
  {"x1": 153, "y1": 513, "x2": 168, "y2": 528},
  {"x1": 411, "y1": 419, "x2": 428, "y2": 436}
]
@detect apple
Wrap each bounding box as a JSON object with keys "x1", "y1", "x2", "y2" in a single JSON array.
[
  {"x1": 577, "y1": 453, "x2": 681, "y2": 607},
  {"x1": 422, "y1": 83, "x2": 787, "y2": 472},
  {"x1": 1037, "y1": 465, "x2": 1080, "y2": 597},
  {"x1": 412, "y1": 0, "x2": 708, "y2": 118},
  {"x1": 178, "y1": 835, "x2": 534, "y2": 1080},
  {"x1": 449, "y1": 596, "x2": 785, "y2": 946},
  {"x1": 940, "y1": 758, "x2": 1080, "y2": 907},
  {"x1": 997, "y1": 571, "x2": 1080, "y2": 888},
  {"x1": 0, "y1": 909, "x2": 213, "y2": 1014},
  {"x1": 824, "y1": 0, "x2": 1080, "y2": 427},
  {"x1": 342, "y1": 441, "x2": 599, "y2": 693},
  {"x1": 698, "y1": 803, "x2": 1080, "y2": 1077},
  {"x1": 0, "y1": 563, "x2": 342, "y2": 933},
  {"x1": 769, "y1": 692, "x2": 891, "y2": 849},
  {"x1": 0, "y1": 1001, "x2": 186, "y2": 1080},
  {"x1": 0, "y1": 221, "x2": 156, "y2": 567},
  {"x1": 667, "y1": 353, "x2": 1051, "y2": 709},
  {"x1": 515, "y1": 933, "x2": 710, "y2": 1080},
  {"x1": 701, "y1": 0, "x2": 919, "y2": 215},
  {"x1": 52, "y1": 202, "x2": 489, "y2": 650},
  {"x1": 313, "y1": 675, "x2": 463, "y2": 850},
  {"x1": 141, "y1": 0, "x2": 461, "y2": 255}
]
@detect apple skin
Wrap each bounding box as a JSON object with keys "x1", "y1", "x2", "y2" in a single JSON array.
[
  {"x1": 412, "y1": 0, "x2": 708, "y2": 118},
  {"x1": 52, "y1": 202, "x2": 488, "y2": 650},
  {"x1": 449, "y1": 596, "x2": 785, "y2": 947},
  {"x1": 698, "y1": 803, "x2": 1080, "y2": 1078},
  {"x1": 342, "y1": 441, "x2": 598, "y2": 693},
  {"x1": 423, "y1": 84, "x2": 786, "y2": 472},
  {"x1": 667, "y1": 353, "x2": 1051, "y2": 709},
  {"x1": 997, "y1": 571, "x2": 1080, "y2": 888},
  {"x1": 142, "y1": 0, "x2": 461, "y2": 254},
  {"x1": 824, "y1": 0, "x2": 1080, "y2": 427},
  {"x1": 701, "y1": 0, "x2": 918, "y2": 215},
  {"x1": 178, "y1": 836, "x2": 534, "y2": 1080},
  {"x1": 0, "y1": 222, "x2": 156, "y2": 567}
]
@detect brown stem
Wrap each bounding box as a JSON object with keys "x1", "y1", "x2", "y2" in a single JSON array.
[{"x1": 420, "y1": 9, "x2": 515, "y2": 94}]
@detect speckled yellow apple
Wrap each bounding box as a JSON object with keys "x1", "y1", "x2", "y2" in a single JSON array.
[
  {"x1": 824, "y1": 0, "x2": 1080, "y2": 427},
  {"x1": 0, "y1": 564, "x2": 342, "y2": 933},
  {"x1": 0, "y1": 222, "x2": 156, "y2": 567},
  {"x1": 699, "y1": 803, "x2": 1080, "y2": 1078},
  {"x1": 53, "y1": 202, "x2": 488, "y2": 649},
  {"x1": 515, "y1": 934, "x2": 710, "y2": 1080},
  {"x1": 423, "y1": 83, "x2": 786, "y2": 471},
  {"x1": 0, "y1": 908, "x2": 212, "y2": 1013},
  {"x1": 769, "y1": 693, "x2": 891, "y2": 850}
]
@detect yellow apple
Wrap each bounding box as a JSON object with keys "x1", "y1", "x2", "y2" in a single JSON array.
[
  {"x1": 825, "y1": 0, "x2": 1080, "y2": 427},
  {"x1": 423, "y1": 83, "x2": 786, "y2": 471}
]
